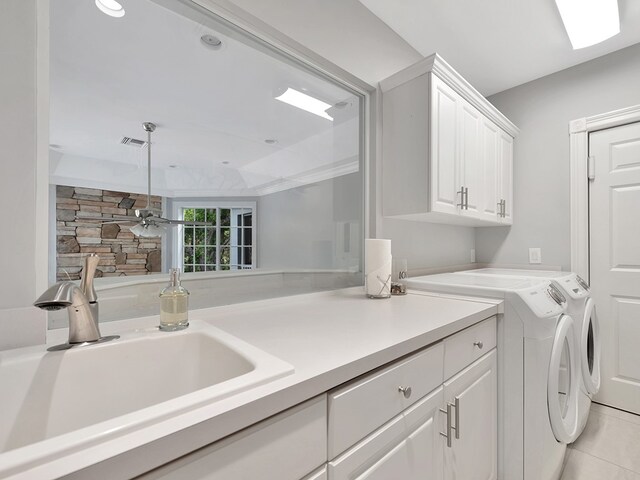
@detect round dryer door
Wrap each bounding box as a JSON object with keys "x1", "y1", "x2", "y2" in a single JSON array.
[
  {"x1": 581, "y1": 298, "x2": 601, "y2": 395},
  {"x1": 548, "y1": 314, "x2": 580, "y2": 444}
]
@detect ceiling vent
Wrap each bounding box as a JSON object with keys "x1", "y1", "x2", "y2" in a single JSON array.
[{"x1": 120, "y1": 137, "x2": 148, "y2": 148}]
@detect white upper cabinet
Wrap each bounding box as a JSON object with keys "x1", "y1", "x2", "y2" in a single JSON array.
[{"x1": 381, "y1": 54, "x2": 518, "y2": 226}]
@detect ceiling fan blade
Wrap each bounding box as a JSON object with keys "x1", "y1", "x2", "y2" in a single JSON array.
[{"x1": 74, "y1": 215, "x2": 139, "y2": 224}]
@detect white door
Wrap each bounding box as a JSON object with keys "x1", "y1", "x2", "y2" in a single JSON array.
[
  {"x1": 458, "y1": 99, "x2": 483, "y2": 220},
  {"x1": 480, "y1": 118, "x2": 500, "y2": 221},
  {"x1": 497, "y1": 131, "x2": 513, "y2": 224},
  {"x1": 430, "y1": 74, "x2": 460, "y2": 216},
  {"x1": 329, "y1": 387, "x2": 444, "y2": 480},
  {"x1": 443, "y1": 350, "x2": 497, "y2": 480},
  {"x1": 590, "y1": 122, "x2": 640, "y2": 414}
]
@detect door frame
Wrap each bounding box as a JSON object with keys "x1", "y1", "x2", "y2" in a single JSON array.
[{"x1": 569, "y1": 104, "x2": 640, "y2": 282}]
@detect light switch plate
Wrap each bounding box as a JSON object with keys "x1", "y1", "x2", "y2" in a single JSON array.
[{"x1": 529, "y1": 248, "x2": 542, "y2": 264}]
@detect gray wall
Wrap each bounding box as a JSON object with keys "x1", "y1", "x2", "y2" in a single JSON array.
[
  {"x1": 476, "y1": 43, "x2": 640, "y2": 270},
  {"x1": 257, "y1": 173, "x2": 362, "y2": 269},
  {"x1": 228, "y1": 0, "x2": 478, "y2": 272}
]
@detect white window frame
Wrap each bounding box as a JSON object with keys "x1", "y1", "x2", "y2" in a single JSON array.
[{"x1": 171, "y1": 200, "x2": 257, "y2": 272}]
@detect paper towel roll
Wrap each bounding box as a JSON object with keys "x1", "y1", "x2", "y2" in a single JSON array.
[{"x1": 365, "y1": 239, "x2": 392, "y2": 298}]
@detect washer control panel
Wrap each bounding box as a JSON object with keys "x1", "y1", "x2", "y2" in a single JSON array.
[
  {"x1": 553, "y1": 274, "x2": 589, "y2": 300},
  {"x1": 520, "y1": 283, "x2": 566, "y2": 318}
]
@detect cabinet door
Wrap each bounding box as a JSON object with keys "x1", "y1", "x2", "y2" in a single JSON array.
[
  {"x1": 498, "y1": 132, "x2": 514, "y2": 224},
  {"x1": 443, "y1": 350, "x2": 497, "y2": 480},
  {"x1": 458, "y1": 100, "x2": 483, "y2": 220},
  {"x1": 480, "y1": 118, "x2": 500, "y2": 222},
  {"x1": 329, "y1": 387, "x2": 444, "y2": 480},
  {"x1": 430, "y1": 74, "x2": 460, "y2": 216}
]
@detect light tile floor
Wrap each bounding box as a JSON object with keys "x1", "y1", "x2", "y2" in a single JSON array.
[{"x1": 561, "y1": 403, "x2": 640, "y2": 479}]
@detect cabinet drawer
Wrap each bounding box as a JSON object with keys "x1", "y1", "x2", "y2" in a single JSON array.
[
  {"x1": 328, "y1": 343, "x2": 444, "y2": 458},
  {"x1": 139, "y1": 396, "x2": 327, "y2": 480},
  {"x1": 444, "y1": 316, "x2": 496, "y2": 380}
]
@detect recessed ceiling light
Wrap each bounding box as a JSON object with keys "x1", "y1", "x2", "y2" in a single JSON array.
[
  {"x1": 264, "y1": 139, "x2": 278, "y2": 144},
  {"x1": 201, "y1": 34, "x2": 223, "y2": 50},
  {"x1": 222, "y1": 161, "x2": 230, "y2": 165},
  {"x1": 169, "y1": 164, "x2": 179, "y2": 169},
  {"x1": 334, "y1": 101, "x2": 349, "y2": 109},
  {"x1": 275, "y1": 88, "x2": 334, "y2": 121},
  {"x1": 95, "y1": 0, "x2": 125, "y2": 18},
  {"x1": 555, "y1": 0, "x2": 620, "y2": 49}
]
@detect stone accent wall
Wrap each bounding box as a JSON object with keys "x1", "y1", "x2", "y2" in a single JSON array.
[{"x1": 56, "y1": 186, "x2": 163, "y2": 281}]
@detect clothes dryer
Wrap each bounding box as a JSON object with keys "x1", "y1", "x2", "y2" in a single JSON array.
[
  {"x1": 406, "y1": 274, "x2": 580, "y2": 480},
  {"x1": 455, "y1": 268, "x2": 601, "y2": 436}
]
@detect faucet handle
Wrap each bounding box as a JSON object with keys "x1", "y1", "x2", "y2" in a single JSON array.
[{"x1": 80, "y1": 254, "x2": 99, "y2": 303}]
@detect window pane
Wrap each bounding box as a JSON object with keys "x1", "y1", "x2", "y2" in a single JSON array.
[
  {"x1": 195, "y1": 227, "x2": 205, "y2": 246},
  {"x1": 205, "y1": 229, "x2": 216, "y2": 246},
  {"x1": 220, "y1": 247, "x2": 230, "y2": 265},
  {"x1": 205, "y1": 208, "x2": 216, "y2": 225},
  {"x1": 221, "y1": 228, "x2": 230, "y2": 245},
  {"x1": 184, "y1": 265, "x2": 193, "y2": 273},
  {"x1": 205, "y1": 265, "x2": 217, "y2": 272},
  {"x1": 183, "y1": 208, "x2": 194, "y2": 222},
  {"x1": 206, "y1": 247, "x2": 216, "y2": 264},
  {"x1": 242, "y1": 247, "x2": 252, "y2": 265},
  {"x1": 220, "y1": 265, "x2": 230, "y2": 271},
  {"x1": 243, "y1": 212, "x2": 252, "y2": 227},
  {"x1": 184, "y1": 247, "x2": 194, "y2": 264},
  {"x1": 184, "y1": 227, "x2": 194, "y2": 246},
  {"x1": 195, "y1": 246, "x2": 205, "y2": 264},
  {"x1": 220, "y1": 208, "x2": 231, "y2": 227},
  {"x1": 195, "y1": 209, "x2": 206, "y2": 222},
  {"x1": 195, "y1": 265, "x2": 205, "y2": 272}
]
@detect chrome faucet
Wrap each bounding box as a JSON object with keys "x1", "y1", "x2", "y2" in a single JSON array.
[{"x1": 34, "y1": 254, "x2": 118, "y2": 350}]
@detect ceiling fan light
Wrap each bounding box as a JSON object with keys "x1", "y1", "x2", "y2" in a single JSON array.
[
  {"x1": 554, "y1": 0, "x2": 620, "y2": 49},
  {"x1": 130, "y1": 223, "x2": 165, "y2": 237}
]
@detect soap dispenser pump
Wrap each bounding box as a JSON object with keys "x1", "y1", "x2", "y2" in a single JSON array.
[{"x1": 159, "y1": 268, "x2": 189, "y2": 331}]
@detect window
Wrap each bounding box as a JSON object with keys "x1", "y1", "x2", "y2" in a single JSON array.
[{"x1": 178, "y1": 204, "x2": 255, "y2": 272}]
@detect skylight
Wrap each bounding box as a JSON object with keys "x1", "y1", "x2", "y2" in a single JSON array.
[
  {"x1": 275, "y1": 88, "x2": 334, "y2": 121},
  {"x1": 555, "y1": 0, "x2": 620, "y2": 49}
]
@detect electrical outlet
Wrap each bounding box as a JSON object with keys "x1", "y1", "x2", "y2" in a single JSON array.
[
  {"x1": 529, "y1": 248, "x2": 542, "y2": 264},
  {"x1": 470, "y1": 249, "x2": 476, "y2": 263}
]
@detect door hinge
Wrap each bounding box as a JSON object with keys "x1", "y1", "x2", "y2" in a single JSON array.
[{"x1": 588, "y1": 155, "x2": 595, "y2": 180}]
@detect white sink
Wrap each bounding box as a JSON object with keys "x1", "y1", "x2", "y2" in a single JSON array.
[{"x1": 0, "y1": 320, "x2": 294, "y2": 476}]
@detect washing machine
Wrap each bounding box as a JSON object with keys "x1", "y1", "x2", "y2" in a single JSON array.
[
  {"x1": 455, "y1": 268, "x2": 601, "y2": 436},
  {"x1": 406, "y1": 273, "x2": 581, "y2": 480}
]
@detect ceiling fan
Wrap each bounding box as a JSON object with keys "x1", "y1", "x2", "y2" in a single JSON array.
[{"x1": 80, "y1": 122, "x2": 210, "y2": 237}]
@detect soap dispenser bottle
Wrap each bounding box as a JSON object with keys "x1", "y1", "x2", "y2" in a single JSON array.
[{"x1": 159, "y1": 268, "x2": 189, "y2": 331}]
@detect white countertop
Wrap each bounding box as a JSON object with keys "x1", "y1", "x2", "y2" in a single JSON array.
[{"x1": 4, "y1": 287, "x2": 499, "y2": 479}]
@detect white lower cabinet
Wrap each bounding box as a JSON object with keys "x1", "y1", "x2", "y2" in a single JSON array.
[
  {"x1": 328, "y1": 318, "x2": 498, "y2": 480},
  {"x1": 138, "y1": 395, "x2": 327, "y2": 480},
  {"x1": 444, "y1": 350, "x2": 497, "y2": 480},
  {"x1": 329, "y1": 387, "x2": 444, "y2": 480}
]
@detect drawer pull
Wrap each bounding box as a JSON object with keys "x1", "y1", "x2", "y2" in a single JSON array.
[
  {"x1": 473, "y1": 341, "x2": 484, "y2": 349},
  {"x1": 398, "y1": 386, "x2": 412, "y2": 399}
]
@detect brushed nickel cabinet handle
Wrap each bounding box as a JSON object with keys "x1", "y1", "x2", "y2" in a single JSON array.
[{"x1": 440, "y1": 402, "x2": 454, "y2": 447}]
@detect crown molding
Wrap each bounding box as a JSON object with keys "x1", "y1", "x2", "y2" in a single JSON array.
[{"x1": 379, "y1": 53, "x2": 519, "y2": 138}]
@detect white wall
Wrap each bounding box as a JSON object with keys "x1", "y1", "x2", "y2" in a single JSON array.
[
  {"x1": 0, "y1": 0, "x2": 47, "y2": 349},
  {"x1": 476, "y1": 43, "x2": 640, "y2": 271},
  {"x1": 226, "y1": 0, "x2": 478, "y2": 271}
]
